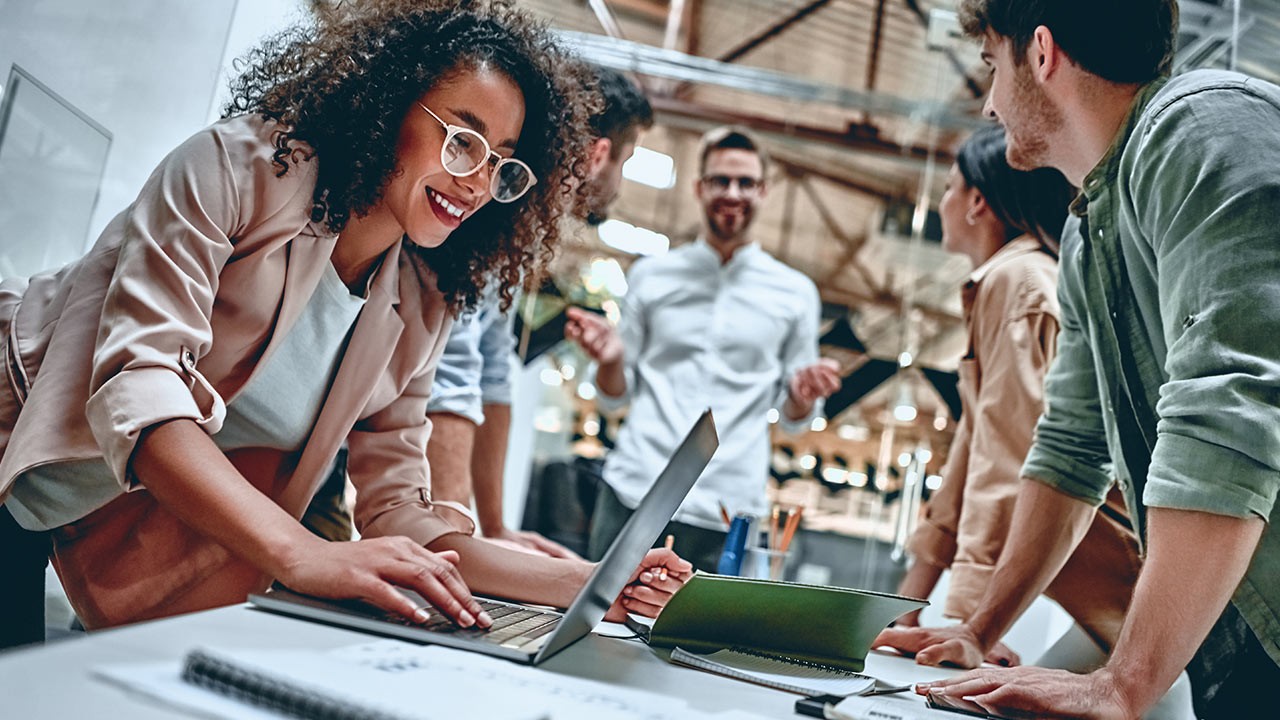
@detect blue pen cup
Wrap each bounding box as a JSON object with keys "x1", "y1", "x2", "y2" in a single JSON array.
[{"x1": 716, "y1": 514, "x2": 752, "y2": 575}]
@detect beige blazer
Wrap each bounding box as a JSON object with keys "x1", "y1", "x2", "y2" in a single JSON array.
[
  {"x1": 0, "y1": 115, "x2": 462, "y2": 628},
  {"x1": 908, "y1": 238, "x2": 1140, "y2": 652}
]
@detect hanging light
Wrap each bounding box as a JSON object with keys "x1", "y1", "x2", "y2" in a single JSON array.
[{"x1": 892, "y1": 381, "x2": 917, "y2": 423}]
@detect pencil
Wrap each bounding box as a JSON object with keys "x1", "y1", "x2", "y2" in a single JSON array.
[
  {"x1": 718, "y1": 501, "x2": 732, "y2": 528},
  {"x1": 658, "y1": 534, "x2": 675, "y2": 581},
  {"x1": 778, "y1": 505, "x2": 804, "y2": 554}
]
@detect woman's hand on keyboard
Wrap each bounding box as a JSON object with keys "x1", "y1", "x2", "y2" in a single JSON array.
[
  {"x1": 604, "y1": 547, "x2": 693, "y2": 621},
  {"x1": 279, "y1": 536, "x2": 493, "y2": 630}
]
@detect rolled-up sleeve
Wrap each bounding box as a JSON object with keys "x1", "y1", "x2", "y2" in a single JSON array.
[
  {"x1": 85, "y1": 122, "x2": 270, "y2": 487},
  {"x1": 774, "y1": 280, "x2": 822, "y2": 435},
  {"x1": 1132, "y1": 86, "x2": 1280, "y2": 520},
  {"x1": 350, "y1": 337, "x2": 467, "y2": 545},
  {"x1": 1022, "y1": 223, "x2": 1114, "y2": 505},
  {"x1": 908, "y1": 410, "x2": 969, "y2": 570},
  {"x1": 477, "y1": 306, "x2": 516, "y2": 408},
  {"x1": 427, "y1": 311, "x2": 485, "y2": 424}
]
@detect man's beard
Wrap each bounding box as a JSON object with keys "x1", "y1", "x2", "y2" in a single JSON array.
[
  {"x1": 706, "y1": 205, "x2": 753, "y2": 242},
  {"x1": 1003, "y1": 65, "x2": 1063, "y2": 171},
  {"x1": 583, "y1": 185, "x2": 616, "y2": 226}
]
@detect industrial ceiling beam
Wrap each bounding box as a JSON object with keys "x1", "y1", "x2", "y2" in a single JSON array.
[
  {"x1": 865, "y1": 0, "x2": 889, "y2": 93},
  {"x1": 795, "y1": 175, "x2": 879, "y2": 291},
  {"x1": 557, "y1": 30, "x2": 985, "y2": 131},
  {"x1": 648, "y1": 95, "x2": 955, "y2": 169},
  {"x1": 820, "y1": 285, "x2": 961, "y2": 325},
  {"x1": 683, "y1": 0, "x2": 702, "y2": 57},
  {"x1": 587, "y1": 0, "x2": 627, "y2": 40},
  {"x1": 601, "y1": 0, "x2": 670, "y2": 24},
  {"x1": 901, "y1": 0, "x2": 984, "y2": 99},
  {"x1": 716, "y1": 0, "x2": 835, "y2": 64},
  {"x1": 662, "y1": 0, "x2": 687, "y2": 50}
]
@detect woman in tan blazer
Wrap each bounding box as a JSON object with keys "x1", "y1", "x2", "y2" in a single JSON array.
[
  {"x1": 878, "y1": 126, "x2": 1141, "y2": 667},
  {"x1": 0, "y1": 0, "x2": 689, "y2": 648}
]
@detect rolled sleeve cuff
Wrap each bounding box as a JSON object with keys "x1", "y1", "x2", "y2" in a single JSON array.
[
  {"x1": 359, "y1": 500, "x2": 469, "y2": 547},
  {"x1": 426, "y1": 386, "x2": 484, "y2": 425},
  {"x1": 1022, "y1": 445, "x2": 1112, "y2": 507},
  {"x1": 943, "y1": 561, "x2": 996, "y2": 621},
  {"x1": 594, "y1": 386, "x2": 630, "y2": 414},
  {"x1": 479, "y1": 383, "x2": 512, "y2": 408},
  {"x1": 1145, "y1": 433, "x2": 1278, "y2": 521},
  {"x1": 85, "y1": 365, "x2": 225, "y2": 489},
  {"x1": 907, "y1": 519, "x2": 957, "y2": 569}
]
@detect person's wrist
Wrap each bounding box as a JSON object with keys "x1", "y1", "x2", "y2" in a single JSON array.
[
  {"x1": 269, "y1": 530, "x2": 326, "y2": 584},
  {"x1": 478, "y1": 518, "x2": 508, "y2": 538},
  {"x1": 1093, "y1": 666, "x2": 1142, "y2": 719},
  {"x1": 963, "y1": 617, "x2": 999, "y2": 654}
]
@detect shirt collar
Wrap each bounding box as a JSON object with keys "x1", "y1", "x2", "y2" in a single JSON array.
[
  {"x1": 693, "y1": 236, "x2": 760, "y2": 268},
  {"x1": 966, "y1": 236, "x2": 1045, "y2": 288},
  {"x1": 1072, "y1": 77, "x2": 1169, "y2": 217}
]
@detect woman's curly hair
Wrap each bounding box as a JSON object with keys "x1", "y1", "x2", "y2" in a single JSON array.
[{"x1": 223, "y1": 0, "x2": 597, "y2": 313}]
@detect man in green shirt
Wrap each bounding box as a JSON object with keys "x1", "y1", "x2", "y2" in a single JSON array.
[{"x1": 875, "y1": 1, "x2": 1280, "y2": 718}]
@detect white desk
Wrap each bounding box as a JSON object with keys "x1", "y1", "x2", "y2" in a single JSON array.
[{"x1": 0, "y1": 605, "x2": 962, "y2": 719}]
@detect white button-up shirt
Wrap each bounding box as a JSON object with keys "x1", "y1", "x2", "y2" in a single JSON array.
[{"x1": 598, "y1": 239, "x2": 822, "y2": 530}]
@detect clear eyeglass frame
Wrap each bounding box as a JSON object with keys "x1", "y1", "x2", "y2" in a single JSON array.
[{"x1": 416, "y1": 102, "x2": 536, "y2": 203}]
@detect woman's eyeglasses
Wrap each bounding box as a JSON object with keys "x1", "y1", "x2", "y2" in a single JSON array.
[{"x1": 417, "y1": 103, "x2": 536, "y2": 203}]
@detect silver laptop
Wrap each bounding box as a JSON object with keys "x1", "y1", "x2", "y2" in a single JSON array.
[{"x1": 249, "y1": 409, "x2": 718, "y2": 665}]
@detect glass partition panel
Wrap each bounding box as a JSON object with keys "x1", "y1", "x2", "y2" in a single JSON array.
[{"x1": 0, "y1": 64, "x2": 111, "y2": 279}]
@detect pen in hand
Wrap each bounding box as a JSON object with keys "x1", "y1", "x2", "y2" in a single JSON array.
[{"x1": 657, "y1": 534, "x2": 675, "y2": 582}]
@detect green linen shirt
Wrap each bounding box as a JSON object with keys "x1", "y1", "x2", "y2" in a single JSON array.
[{"x1": 1020, "y1": 69, "x2": 1280, "y2": 667}]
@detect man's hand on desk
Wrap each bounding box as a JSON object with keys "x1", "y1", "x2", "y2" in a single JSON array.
[
  {"x1": 873, "y1": 624, "x2": 1020, "y2": 669},
  {"x1": 604, "y1": 547, "x2": 693, "y2": 622},
  {"x1": 915, "y1": 666, "x2": 1133, "y2": 720}
]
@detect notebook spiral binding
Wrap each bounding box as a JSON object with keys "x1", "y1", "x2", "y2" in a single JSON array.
[
  {"x1": 183, "y1": 649, "x2": 413, "y2": 720},
  {"x1": 727, "y1": 647, "x2": 871, "y2": 679}
]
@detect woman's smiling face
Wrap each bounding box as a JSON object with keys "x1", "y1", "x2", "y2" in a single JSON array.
[{"x1": 385, "y1": 65, "x2": 526, "y2": 249}]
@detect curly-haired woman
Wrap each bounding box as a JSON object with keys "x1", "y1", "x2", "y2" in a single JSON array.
[{"x1": 0, "y1": 0, "x2": 689, "y2": 648}]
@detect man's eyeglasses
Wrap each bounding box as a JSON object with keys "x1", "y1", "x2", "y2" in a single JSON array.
[
  {"x1": 417, "y1": 103, "x2": 536, "y2": 203},
  {"x1": 700, "y1": 175, "x2": 764, "y2": 196}
]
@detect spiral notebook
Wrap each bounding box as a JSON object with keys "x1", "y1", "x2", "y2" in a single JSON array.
[
  {"x1": 181, "y1": 648, "x2": 436, "y2": 720},
  {"x1": 153, "y1": 641, "x2": 695, "y2": 720},
  {"x1": 670, "y1": 647, "x2": 878, "y2": 696}
]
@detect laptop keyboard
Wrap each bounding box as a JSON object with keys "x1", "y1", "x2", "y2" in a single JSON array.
[{"x1": 380, "y1": 599, "x2": 561, "y2": 647}]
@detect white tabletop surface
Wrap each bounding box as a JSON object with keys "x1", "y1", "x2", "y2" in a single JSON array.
[{"x1": 0, "y1": 604, "x2": 964, "y2": 719}]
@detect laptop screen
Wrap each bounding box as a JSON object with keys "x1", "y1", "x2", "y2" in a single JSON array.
[{"x1": 535, "y1": 409, "x2": 718, "y2": 662}]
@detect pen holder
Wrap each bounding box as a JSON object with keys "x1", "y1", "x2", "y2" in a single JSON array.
[
  {"x1": 716, "y1": 514, "x2": 753, "y2": 575},
  {"x1": 744, "y1": 546, "x2": 792, "y2": 581}
]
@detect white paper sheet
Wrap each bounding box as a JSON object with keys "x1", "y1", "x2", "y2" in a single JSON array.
[{"x1": 94, "y1": 639, "x2": 768, "y2": 720}]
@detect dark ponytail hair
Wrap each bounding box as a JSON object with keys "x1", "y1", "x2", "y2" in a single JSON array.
[{"x1": 955, "y1": 125, "x2": 1076, "y2": 256}]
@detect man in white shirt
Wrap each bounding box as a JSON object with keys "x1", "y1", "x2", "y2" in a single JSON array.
[{"x1": 566, "y1": 127, "x2": 841, "y2": 571}]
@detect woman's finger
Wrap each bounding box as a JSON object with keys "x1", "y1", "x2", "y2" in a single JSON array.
[
  {"x1": 620, "y1": 595, "x2": 664, "y2": 617},
  {"x1": 622, "y1": 584, "x2": 672, "y2": 605},
  {"x1": 385, "y1": 558, "x2": 489, "y2": 628},
  {"x1": 361, "y1": 576, "x2": 435, "y2": 626},
  {"x1": 636, "y1": 570, "x2": 684, "y2": 594}
]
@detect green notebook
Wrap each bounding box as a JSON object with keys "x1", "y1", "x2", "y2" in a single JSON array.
[{"x1": 648, "y1": 573, "x2": 926, "y2": 673}]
